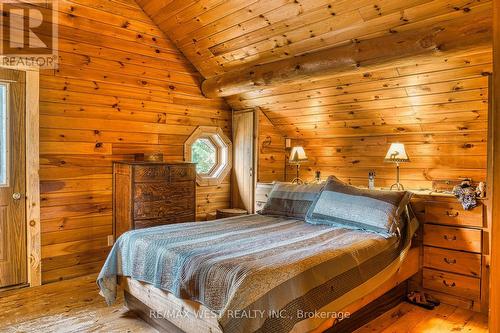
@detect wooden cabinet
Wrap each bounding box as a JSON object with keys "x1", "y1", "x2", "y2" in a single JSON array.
[
  {"x1": 421, "y1": 197, "x2": 486, "y2": 312},
  {"x1": 113, "y1": 162, "x2": 196, "y2": 239}
]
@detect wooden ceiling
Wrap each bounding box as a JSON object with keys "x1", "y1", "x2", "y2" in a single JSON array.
[
  {"x1": 137, "y1": 0, "x2": 492, "y2": 80},
  {"x1": 136, "y1": 0, "x2": 493, "y2": 188}
]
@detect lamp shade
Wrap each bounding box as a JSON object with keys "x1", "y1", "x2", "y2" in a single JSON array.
[
  {"x1": 289, "y1": 146, "x2": 308, "y2": 164},
  {"x1": 384, "y1": 143, "x2": 410, "y2": 163}
]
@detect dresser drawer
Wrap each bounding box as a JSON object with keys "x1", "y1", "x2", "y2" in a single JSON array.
[
  {"x1": 423, "y1": 224, "x2": 481, "y2": 253},
  {"x1": 423, "y1": 268, "x2": 480, "y2": 301},
  {"x1": 170, "y1": 165, "x2": 196, "y2": 182},
  {"x1": 133, "y1": 165, "x2": 170, "y2": 182},
  {"x1": 134, "y1": 218, "x2": 172, "y2": 229},
  {"x1": 134, "y1": 182, "x2": 194, "y2": 202},
  {"x1": 423, "y1": 246, "x2": 481, "y2": 277},
  {"x1": 134, "y1": 197, "x2": 195, "y2": 219},
  {"x1": 425, "y1": 202, "x2": 483, "y2": 228},
  {"x1": 134, "y1": 216, "x2": 193, "y2": 229}
]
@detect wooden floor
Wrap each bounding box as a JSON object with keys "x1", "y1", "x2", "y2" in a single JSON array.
[
  {"x1": 0, "y1": 275, "x2": 156, "y2": 333},
  {"x1": 354, "y1": 302, "x2": 488, "y2": 333},
  {"x1": 0, "y1": 275, "x2": 488, "y2": 333}
]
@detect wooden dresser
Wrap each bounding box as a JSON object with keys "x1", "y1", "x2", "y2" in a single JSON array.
[
  {"x1": 418, "y1": 196, "x2": 488, "y2": 312},
  {"x1": 113, "y1": 161, "x2": 196, "y2": 239}
]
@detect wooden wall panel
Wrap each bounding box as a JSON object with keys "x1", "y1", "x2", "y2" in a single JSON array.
[
  {"x1": 0, "y1": 0, "x2": 232, "y2": 283},
  {"x1": 250, "y1": 51, "x2": 492, "y2": 188},
  {"x1": 258, "y1": 110, "x2": 286, "y2": 183}
]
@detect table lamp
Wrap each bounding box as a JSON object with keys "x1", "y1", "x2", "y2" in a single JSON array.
[
  {"x1": 289, "y1": 146, "x2": 308, "y2": 184},
  {"x1": 384, "y1": 143, "x2": 410, "y2": 190}
]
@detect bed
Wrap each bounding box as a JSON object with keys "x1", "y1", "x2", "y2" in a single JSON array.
[{"x1": 98, "y1": 209, "x2": 419, "y2": 333}]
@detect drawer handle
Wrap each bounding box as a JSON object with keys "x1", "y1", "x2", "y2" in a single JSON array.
[
  {"x1": 443, "y1": 258, "x2": 457, "y2": 264},
  {"x1": 442, "y1": 280, "x2": 456, "y2": 288},
  {"x1": 443, "y1": 235, "x2": 457, "y2": 241},
  {"x1": 445, "y1": 211, "x2": 459, "y2": 217}
]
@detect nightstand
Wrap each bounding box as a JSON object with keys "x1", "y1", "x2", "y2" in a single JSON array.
[{"x1": 421, "y1": 197, "x2": 485, "y2": 312}]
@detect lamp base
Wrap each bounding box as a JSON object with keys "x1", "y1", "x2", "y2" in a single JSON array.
[
  {"x1": 290, "y1": 164, "x2": 304, "y2": 184},
  {"x1": 389, "y1": 182, "x2": 405, "y2": 191}
]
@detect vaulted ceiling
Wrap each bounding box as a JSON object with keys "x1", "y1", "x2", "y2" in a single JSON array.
[
  {"x1": 135, "y1": 0, "x2": 493, "y2": 188},
  {"x1": 136, "y1": 0, "x2": 491, "y2": 80}
]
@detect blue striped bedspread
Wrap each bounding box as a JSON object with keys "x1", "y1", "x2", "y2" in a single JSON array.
[{"x1": 97, "y1": 213, "x2": 414, "y2": 333}]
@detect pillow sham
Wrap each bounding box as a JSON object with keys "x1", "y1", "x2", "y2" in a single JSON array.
[
  {"x1": 305, "y1": 176, "x2": 412, "y2": 236},
  {"x1": 259, "y1": 182, "x2": 324, "y2": 219}
]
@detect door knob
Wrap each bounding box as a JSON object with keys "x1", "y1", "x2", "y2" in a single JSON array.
[{"x1": 12, "y1": 192, "x2": 22, "y2": 200}]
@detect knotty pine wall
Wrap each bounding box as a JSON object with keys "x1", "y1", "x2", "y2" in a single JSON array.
[
  {"x1": 258, "y1": 110, "x2": 286, "y2": 183},
  {"x1": 245, "y1": 51, "x2": 492, "y2": 189},
  {"x1": 21, "y1": 0, "x2": 232, "y2": 283}
]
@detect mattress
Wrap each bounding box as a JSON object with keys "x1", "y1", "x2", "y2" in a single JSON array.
[{"x1": 98, "y1": 212, "x2": 417, "y2": 333}]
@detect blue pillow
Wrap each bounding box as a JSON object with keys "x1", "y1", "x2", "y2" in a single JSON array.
[
  {"x1": 260, "y1": 182, "x2": 324, "y2": 219},
  {"x1": 306, "y1": 176, "x2": 412, "y2": 236}
]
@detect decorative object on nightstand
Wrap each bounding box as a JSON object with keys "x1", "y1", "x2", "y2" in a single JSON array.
[
  {"x1": 476, "y1": 182, "x2": 486, "y2": 198},
  {"x1": 289, "y1": 146, "x2": 308, "y2": 184},
  {"x1": 368, "y1": 171, "x2": 376, "y2": 190},
  {"x1": 313, "y1": 170, "x2": 321, "y2": 183},
  {"x1": 384, "y1": 143, "x2": 410, "y2": 190},
  {"x1": 452, "y1": 179, "x2": 479, "y2": 210}
]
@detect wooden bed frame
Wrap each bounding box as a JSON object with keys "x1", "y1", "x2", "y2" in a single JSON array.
[{"x1": 118, "y1": 246, "x2": 420, "y2": 333}]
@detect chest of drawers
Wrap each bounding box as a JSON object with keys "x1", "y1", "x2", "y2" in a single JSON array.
[
  {"x1": 113, "y1": 162, "x2": 196, "y2": 239},
  {"x1": 420, "y1": 197, "x2": 486, "y2": 312}
]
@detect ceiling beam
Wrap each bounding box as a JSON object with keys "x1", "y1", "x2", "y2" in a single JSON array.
[{"x1": 201, "y1": 10, "x2": 492, "y2": 98}]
